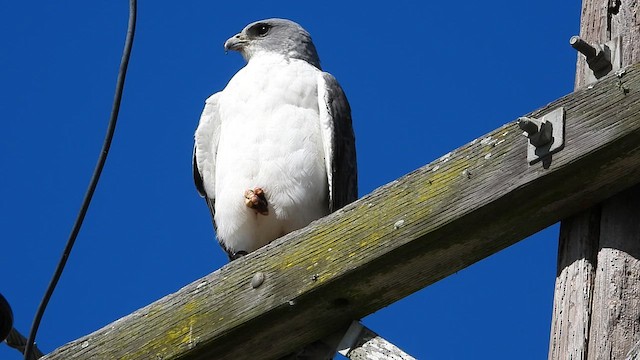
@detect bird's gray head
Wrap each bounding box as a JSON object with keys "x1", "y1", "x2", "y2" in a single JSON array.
[{"x1": 224, "y1": 18, "x2": 321, "y2": 69}]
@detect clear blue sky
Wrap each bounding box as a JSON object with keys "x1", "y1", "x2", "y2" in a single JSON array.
[{"x1": 1, "y1": 1, "x2": 581, "y2": 359}]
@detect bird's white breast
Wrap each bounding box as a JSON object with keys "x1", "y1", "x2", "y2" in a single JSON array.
[{"x1": 214, "y1": 55, "x2": 328, "y2": 253}]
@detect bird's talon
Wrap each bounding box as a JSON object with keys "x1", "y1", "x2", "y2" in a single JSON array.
[{"x1": 230, "y1": 250, "x2": 248, "y2": 260}]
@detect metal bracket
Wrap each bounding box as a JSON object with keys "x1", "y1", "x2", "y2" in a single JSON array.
[
  {"x1": 570, "y1": 35, "x2": 622, "y2": 85},
  {"x1": 517, "y1": 107, "x2": 565, "y2": 165}
]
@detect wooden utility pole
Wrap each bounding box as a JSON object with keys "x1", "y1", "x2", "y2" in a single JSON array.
[{"x1": 549, "y1": 1, "x2": 640, "y2": 359}]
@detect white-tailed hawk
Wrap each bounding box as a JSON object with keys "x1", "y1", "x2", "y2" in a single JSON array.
[{"x1": 193, "y1": 18, "x2": 357, "y2": 260}]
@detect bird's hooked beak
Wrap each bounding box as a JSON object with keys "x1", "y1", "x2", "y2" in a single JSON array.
[{"x1": 224, "y1": 33, "x2": 247, "y2": 52}]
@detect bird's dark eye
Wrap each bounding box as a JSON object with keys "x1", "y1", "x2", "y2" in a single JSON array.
[
  {"x1": 250, "y1": 23, "x2": 271, "y2": 37},
  {"x1": 257, "y1": 25, "x2": 269, "y2": 35}
]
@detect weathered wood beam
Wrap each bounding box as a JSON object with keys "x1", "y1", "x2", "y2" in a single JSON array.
[
  {"x1": 43, "y1": 62, "x2": 640, "y2": 360},
  {"x1": 626, "y1": 339, "x2": 640, "y2": 360}
]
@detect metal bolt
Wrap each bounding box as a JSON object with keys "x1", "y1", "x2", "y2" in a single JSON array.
[
  {"x1": 517, "y1": 117, "x2": 540, "y2": 136},
  {"x1": 570, "y1": 36, "x2": 597, "y2": 59},
  {"x1": 518, "y1": 117, "x2": 553, "y2": 148},
  {"x1": 570, "y1": 35, "x2": 612, "y2": 77},
  {"x1": 251, "y1": 272, "x2": 265, "y2": 289}
]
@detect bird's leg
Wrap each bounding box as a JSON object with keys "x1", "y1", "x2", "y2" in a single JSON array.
[
  {"x1": 229, "y1": 250, "x2": 248, "y2": 261},
  {"x1": 244, "y1": 187, "x2": 269, "y2": 215}
]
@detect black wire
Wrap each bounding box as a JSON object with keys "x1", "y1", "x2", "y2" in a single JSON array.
[{"x1": 24, "y1": 1, "x2": 137, "y2": 359}]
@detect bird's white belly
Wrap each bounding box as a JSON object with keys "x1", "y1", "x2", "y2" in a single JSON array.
[{"x1": 213, "y1": 60, "x2": 328, "y2": 253}]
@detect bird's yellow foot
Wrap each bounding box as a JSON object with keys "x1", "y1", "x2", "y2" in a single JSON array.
[{"x1": 244, "y1": 187, "x2": 268, "y2": 215}]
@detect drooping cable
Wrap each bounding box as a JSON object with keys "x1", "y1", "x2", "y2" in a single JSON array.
[{"x1": 23, "y1": 1, "x2": 137, "y2": 358}]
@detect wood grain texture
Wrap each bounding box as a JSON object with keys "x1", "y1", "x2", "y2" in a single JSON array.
[
  {"x1": 588, "y1": 187, "x2": 640, "y2": 359},
  {"x1": 551, "y1": 1, "x2": 640, "y2": 358},
  {"x1": 42, "y1": 63, "x2": 640, "y2": 360},
  {"x1": 548, "y1": 208, "x2": 600, "y2": 360},
  {"x1": 611, "y1": 0, "x2": 640, "y2": 67},
  {"x1": 626, "y1": 340, "x2": 640, "y2": 360}
]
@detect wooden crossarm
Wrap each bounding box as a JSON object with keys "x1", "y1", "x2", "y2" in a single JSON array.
[{"x1": 43, "y1": 62, "x2": 640, "y2": 360}]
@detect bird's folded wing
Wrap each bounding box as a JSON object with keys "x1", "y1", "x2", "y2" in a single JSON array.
[
  {"x1": 317, "y1": 72, "x2": 358, "y2": 212},
  {"x1": 193, "y1": 92, "x2": 222, "y2": 203}
]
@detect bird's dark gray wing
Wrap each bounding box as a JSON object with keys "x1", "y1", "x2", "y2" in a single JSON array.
[
  {"x1": 193, "y1": 93, "x2": 222, "y2": 222},
  {"x1": 318, "y1": 72, "x2": 358, "y2": 212}
]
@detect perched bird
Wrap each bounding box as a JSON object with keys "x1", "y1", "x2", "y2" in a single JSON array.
[{"x1": 193, "y1": 18, "x2": 357, "y2": 260}]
